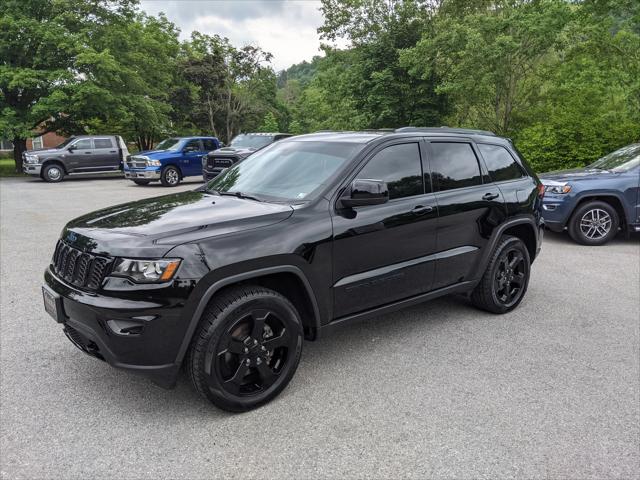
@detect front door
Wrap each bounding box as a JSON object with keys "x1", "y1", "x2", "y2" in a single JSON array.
[
  {"x1": 331, "y1": 141, "x2": 439, "y2": 318},
  {"x1": 426, "y1": 139, "x2": 507, "y2": 290},
  {"x1": 66, "y1": 138, "x2": 95, "y2": 172},
  {"x1": 181, "y1": 139, "x2": 205, "y2": 176}
]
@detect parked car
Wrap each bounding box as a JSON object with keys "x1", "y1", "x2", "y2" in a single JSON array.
[
  {"x1": 125, "y1": 136, "x2": 220, "y2": 187},
  {"x1": 22, "y1": 135, "x2": 129, "y2": 182},
  {"x1": 203, "y1": 132, "x2": 292, "y2": 181},
  {"x1": 43, "y1": 127, "x2": 543, "y2": 411},
  {"x1": 539, "y1": 144, "x2": 640, "y2": 245}
]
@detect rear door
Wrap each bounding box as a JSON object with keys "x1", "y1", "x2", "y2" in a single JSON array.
[
  {"x1": 427, "y1": 138, "x2": 507, "y2": 289},
  {"x1": 92, "y1": 137, "x2": 120, "y2": 170},
  {"x1": 331, "y1": 140, "x2": 438, "y2": 318}
]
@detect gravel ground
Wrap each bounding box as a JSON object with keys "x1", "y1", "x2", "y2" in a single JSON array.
[{"x1": 1, "y1": 175, "x2": 639, "y2": 479}]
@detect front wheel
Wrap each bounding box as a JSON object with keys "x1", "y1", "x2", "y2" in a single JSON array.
[
  {"x1": 187, "y1": 286, "x2": 303, "y2": 412},
  {"x1": 568, "y1": 201, "x2": 619, "y2": 246},
  {"x1": 160, "y1": 165, "x2": 181, "y2": 187},
  {"x1": 42, "y1": 164, "x2": 64, "y2": 182},
  {"x1": 471, "y1": 235, "x2": 531, "y2": 314}
]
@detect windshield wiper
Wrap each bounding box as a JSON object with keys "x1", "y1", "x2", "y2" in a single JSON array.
[{"x1": 217, "y1": 190, "x2": 264, "y2": 202}]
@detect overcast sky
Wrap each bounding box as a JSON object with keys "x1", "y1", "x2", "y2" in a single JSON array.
[{"x1": 139, "y1": 0, "x2": 331, "y2": 71}]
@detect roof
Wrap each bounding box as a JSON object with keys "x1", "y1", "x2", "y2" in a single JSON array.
[{"x1": 292, "y1": 126, "x2": 502, "y2": 144}]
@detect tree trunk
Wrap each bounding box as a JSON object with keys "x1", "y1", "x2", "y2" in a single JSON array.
[{"x1": 12, "y1": 138, "x2": 27, "y2": 173}]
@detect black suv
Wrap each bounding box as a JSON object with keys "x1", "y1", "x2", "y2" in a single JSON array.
[
  {"x1": 203, "y1": 132, "x2": 292, "y2": 181},
  {"x1": 43, "y1": 128, "x2": 543, "y2": 411}
]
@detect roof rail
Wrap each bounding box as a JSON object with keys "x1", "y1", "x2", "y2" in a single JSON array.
[{"x1": 395, "y1": 126, "x2": 496, "y2": 136}]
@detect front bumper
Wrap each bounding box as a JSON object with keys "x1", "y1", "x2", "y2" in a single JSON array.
[
  {"x1": 44, "y1": 267, "x2": 190, "y2": 388},
  {"x1": 23, "y1": 163, "x2": 42, "y2": 176},
  {"x1": 541, "y1": 194, "x2": 574, "y2": 232},
  {"x1": 124, "y1": 168, "x2": 161, "y2": 180},
  {"x1": 202, "y1": 167, "x2": 224, "y2": 181}
]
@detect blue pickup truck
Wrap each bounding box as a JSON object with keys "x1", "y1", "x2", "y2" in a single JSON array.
[{"x1": 124, "y1": 136, "x2": 220, "y2": 186}]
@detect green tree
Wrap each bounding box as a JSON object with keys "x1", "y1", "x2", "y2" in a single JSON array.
[{"x1": 258, "y1": 111, "x2": 279, "y2": 132}]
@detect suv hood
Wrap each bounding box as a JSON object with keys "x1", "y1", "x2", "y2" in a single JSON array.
[
  {"x1": 539, "y1": 167, "x2": 616, "y2": 183},
  {"x1": 63, "y1": 191, "x2": 293, "y2": 257},
  {"x1": 211, "y1": 146, "x2": 256, "y2": 158}
]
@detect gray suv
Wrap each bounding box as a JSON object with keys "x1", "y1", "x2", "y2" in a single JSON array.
[{"x1": 22, "y1": 135, "x2": 129, "y2": 182}]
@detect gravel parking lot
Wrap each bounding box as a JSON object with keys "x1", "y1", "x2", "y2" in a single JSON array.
[{"x1": 1, "y1": 175, "x2": 639, "y2": 479}]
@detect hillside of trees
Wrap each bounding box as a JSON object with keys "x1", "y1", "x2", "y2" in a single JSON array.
[{"x1": 1, "y1": 0, "x2": 638, "y2": 172}]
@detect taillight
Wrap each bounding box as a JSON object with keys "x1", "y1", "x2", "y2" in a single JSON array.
[{"x1": 537, "y1": 183, "x2": 545, "y2": 199}]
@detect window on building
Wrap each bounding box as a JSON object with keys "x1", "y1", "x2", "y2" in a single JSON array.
[{"x1": 32, "y1": 136, "x2": 44, "y2": 149}]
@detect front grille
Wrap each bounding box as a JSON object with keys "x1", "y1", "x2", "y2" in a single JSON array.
[
  {"x1": 126, "y1": 156, "x2": 148, "y2": 169},
  {"x1": 52, "y1": 240, "x2": 111, "y2": 291},
  {"x1": 208, "y1": 155, "x2": 238, "y2": 169}
]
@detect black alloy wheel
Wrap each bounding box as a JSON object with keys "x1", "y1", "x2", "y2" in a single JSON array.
[
  {"x1": 187, "y1": 285, "x2": 303, "y2": 412},
  {"x1": 471, "y1": 235, "x2": 531, "y2": 313}
]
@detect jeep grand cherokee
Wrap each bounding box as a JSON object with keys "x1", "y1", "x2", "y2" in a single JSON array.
[{"x1": 43, "y1": 128, "x2": 544, "y2": 412}]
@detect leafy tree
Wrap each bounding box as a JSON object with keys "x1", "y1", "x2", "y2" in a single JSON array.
[{"x1": 258, "y1": 112, "x2": 279, "y2": 132}]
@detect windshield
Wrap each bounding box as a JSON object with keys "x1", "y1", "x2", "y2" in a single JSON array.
[
  {"x1": 56, "y1": 138, "x2": 75, "y2": 149},
  {"x1": 589, "y1": 144, "x2": 640, "y2": 172},
  {"x1": 229, "y1": 134, "x2": 274, "y2": 150},
  {"x1": 155, "y1": 138, "x2": 182, "y2": 151},
  {"x1": 206, "y1": 141, "x2": 361, "y2": 202}
]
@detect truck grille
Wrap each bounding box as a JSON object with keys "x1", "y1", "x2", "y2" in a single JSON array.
[
  {"x1": 208, "y1": 155, "x2": 238, "y2": 169},
  {"x1": 126, "y1": 156, "x2": 148, "y2": 169},
  {"x1": 51, "y1": 240, "x2": 112, "y2": 291}
]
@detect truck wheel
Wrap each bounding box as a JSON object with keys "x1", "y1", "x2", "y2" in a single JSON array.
[
  {"x1": 187, "y1": 285, "x2": 303, "y2": 412},
  {"x1": 133, "y1": 180, "x2": 150, "y2": 186},
  {"x1": 42, "y1": 164, "x2": 64, "y2": 182},
  {"x1": 471, "y1": 235, "x2": 531, "y2": 314},
  {"x1": 160, "y1": 166, "x2": 180, "y2": 187},
  {"x1": 568, "y1": 200, "x2": 619, "y2": 246}
]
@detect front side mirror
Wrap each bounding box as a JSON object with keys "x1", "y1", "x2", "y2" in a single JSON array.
[
  {"x1": 67, "y1": 145, "x2": 76, "y2": 152},
  {"x1": 341, "y1": 179, "x2": 389, "y2": 208}
]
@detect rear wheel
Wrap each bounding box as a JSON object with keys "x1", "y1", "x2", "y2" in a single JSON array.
[
  {"x1": 133, "y1": 179, "x2": 150, "y2": 186},
  {"x1": 568, "y1": 200, "x2": 619, "y2": 246},
  {"x1": 471, "y1": 235, "x2": 531, "y2": 314},
  {"x1": 42, "y1": 164, "x2": 64, "y2": 182},
  {"x1": 187, "y1": 285, "x2": 303, "y2": 412},
  {"x1": 160, "y1": 165, "x2": 181, "y2": 187}
]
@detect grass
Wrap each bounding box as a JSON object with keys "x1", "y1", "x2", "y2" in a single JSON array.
[{"x1": 0, "y1": 157, "x2": 26, "y2": 177}]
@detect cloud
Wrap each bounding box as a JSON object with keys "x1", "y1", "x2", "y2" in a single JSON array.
[{"x1": 139, "y1": 0, "x2": 327, "y2": 70}]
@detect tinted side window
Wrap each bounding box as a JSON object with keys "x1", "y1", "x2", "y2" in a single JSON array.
[
  {"x1": 430, "y1": 142, "x2": 482, "y2": 192},
  {"x1": 184, "y1": 140, "x2": 201, "y2": 151},
  {"x1": 358, "y1": 143, "x2": 423, "y2": 199},
  {"x1": 73, "y1": 139, "x2": 93, "y2": 150},
  {"x1": 94, "y1": 138, "x2": 113, "y2": 149},
  {"x1": 478, "y1": 144, "x2": 524, "y2": 182},
  {"x1": 203, "y1": 139, "x2": 217, "y2": 151}
]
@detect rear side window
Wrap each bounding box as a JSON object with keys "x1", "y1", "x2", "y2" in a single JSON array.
[
  {"x1": 203, "y1": 139, "x2": 217, "y2": 151},
  {"x1": 478, "y1": 144, "x2": 524, "y2": 182},
  {"x1": 94, "y1": 138, "x2": 113, "y2": 149},
  {"x1": 358, "y1": 143, "x2": 424, "y2": 199},
  {"x1": 429, "y1": 142, "x2": 482, "y2": 192}
]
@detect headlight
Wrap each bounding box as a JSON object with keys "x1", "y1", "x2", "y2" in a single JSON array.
[
  {"x1": 201, "y1": 156, "x2": 207, "y2": 166},
  {"x1": 111, "y1": 258, "x2": 181, "y2": 283},
  {"x1": 147, "y1": 159, "x2": 161, "y2": 167},
  {"x1": 25, "y1": 155, "x2": 39, "y2": 163},
  {"x1": 544, "y1": 182, "x2": 571, "y2": 194}
]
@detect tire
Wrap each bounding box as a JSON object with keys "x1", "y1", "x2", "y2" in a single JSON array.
[
  {"x1": 471, "y1": 235, "x2": 531, "y2": 314},
  {"x1": 160, "y1": 165, "x2": 181, "y2": 187},
  {"x1": 568, "y1": 200, "x2": 619, "y2": 246},
  {"x1": 42, "y1": 164, "x2": 64, "y2": 182},
  {"x1": 133, "y1": 179, "x2": 150, "y2": 186},
  {"x1": 187, "y1": 285, "x2": 304, "y2": 412}
]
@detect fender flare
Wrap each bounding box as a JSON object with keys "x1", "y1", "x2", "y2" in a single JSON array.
[
  {"x1": 174, "y1": 265, "x2": 321, "y2": 365},
  {"x1": 570, "y1": 191, "x2": 630, "y2": 224},
  {"x1": 473, "y1": 216, "x2": 540, "y2": 283},
  {"x1": 41, "y1": 158, "x2": 67, "y2": 174}
]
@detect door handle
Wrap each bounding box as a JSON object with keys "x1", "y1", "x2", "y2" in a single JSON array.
[
  {"x1": 412, "y1": 205, "x2": 434, "y2": 215},
  {"x1": 482, "y1": 192, "x2": 500, "y2": 201},
  {"x1": 84, "y1": 152, "x2": 92, "y2": 154},
  {"x1": 109, "y1": 150, "x2": 116, "y2": 153}
]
